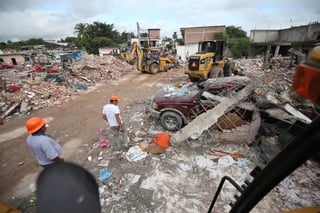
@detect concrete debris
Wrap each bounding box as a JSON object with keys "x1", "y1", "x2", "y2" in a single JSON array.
[
  {"x1": 173, "y1": 82, "x2": 255, "y2": 144},
  {"x1": 84, "y1": 56, "x2": 319, "y2": 212},
  {"x1": 0, "y1": 54, "x2": 134, "y2": 120},
  {"x1": 216, "y1": 110, "x2": 261, "y2": 144},
  {"x1": 2, "y1": 52, "x2": 319, "y2": 212}
]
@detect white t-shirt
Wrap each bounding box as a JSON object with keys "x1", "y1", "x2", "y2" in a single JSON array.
[{"x1": 102, "y1": 104, "x2": 121, "y2": 127}]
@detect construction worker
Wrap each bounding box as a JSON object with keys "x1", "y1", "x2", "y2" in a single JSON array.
[
  {"x1": 25, "y1": 117, "x2": 64, "y2": 168},
  {"x1": 102, "y1": 95, "x2": 129, "y2": 151}
]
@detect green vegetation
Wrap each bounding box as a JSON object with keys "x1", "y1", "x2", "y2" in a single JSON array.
[
  {"x1": 226, "y1": 26, "x2": 250, "y2": 58},
  {"x1": 0, "y1": 22, "x2": 250, "y2": 57},
  {"x1": 0, "y1": 22, "x2": 133, "y2": 54},
  {"x1": 72, "y1": 21, "x2": 132, "y2": 54},
  {"x1": 0, "y1": 38, "x2": 44, "y2": 51},
  {"x1": 214, "y1": 26, "x2": 250, "y2": 58}
]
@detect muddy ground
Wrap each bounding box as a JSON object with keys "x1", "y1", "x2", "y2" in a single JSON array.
[{"x1": 0, "y1": 65, "x2": 319, "y2": 213}]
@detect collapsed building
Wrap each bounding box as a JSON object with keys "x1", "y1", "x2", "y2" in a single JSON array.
[{"x1": 0, "y1": 23, "x2": 319, "y2": 213}]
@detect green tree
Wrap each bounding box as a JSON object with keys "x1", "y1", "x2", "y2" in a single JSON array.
[
  {"x1": 214, "y1": 31, "x2": 228, "y2": 40},
  {"x1": 86, "y1": 37, "x2": 114, "y2": 54},
  {"x1": 25, "y1": 38, "x2": 44, "y2": 45},
  {"x1": 225, "y1": 26, "x2": 250, "y2": 58},
  {"x1": 74, "y1": 23, "x2": 89, "y2": 39},
  {"x1": 230, "y1": 37, "x2": 250, "y2": 58},
  {"x1": 73, "y1": 21, "x2": 132, "y2": 53},
  {"x1": 226, "y1": 26, "x2": 247, "y2": 38}
]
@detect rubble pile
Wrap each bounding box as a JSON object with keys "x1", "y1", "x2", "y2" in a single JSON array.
[
  {"x1": 235, "y1": 57, "x2": 312, "y2": 110},
  {"x1": 0, "y1": 55, "x2": 135, "y2": 121},
  {"x1": 1, "y1": 54, "x2": 319, "y2": 212}
]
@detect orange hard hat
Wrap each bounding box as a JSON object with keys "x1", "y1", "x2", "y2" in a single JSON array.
[
  {"x1": 110, "y1": 95, "x2": 119, "y2": 101},
  {"x1": 26, "y1": 117, "x2": 46, "y2": 134}
]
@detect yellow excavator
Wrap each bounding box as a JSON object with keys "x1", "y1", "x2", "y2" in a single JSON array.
[{"x1": 122, "y1": 42, "x2": 174, "y2": 74}]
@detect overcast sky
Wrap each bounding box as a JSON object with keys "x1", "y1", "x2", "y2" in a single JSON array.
[{"x1": 0, "y1": 0, "x2": 319, "y2": 42}]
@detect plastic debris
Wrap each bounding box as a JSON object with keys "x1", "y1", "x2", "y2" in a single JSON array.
[
  {"x1": 98, "y1": 168, "x2": 113, "y2": 181},
  {"x1": 100, "y1": 140, "x2": 108, "y2": 148},
  {"x1": 217, "y1": 155, "x2": 235, "y2": 167},
  {"x1": 178, "y1": 163, "x2": 192, "y2": 171},
  {"x1": 125, "y1": 145, "x2": 148, "y2": 162},
  {"x1": 97, "y1": 160, "x2": 110, "y2": 167}
]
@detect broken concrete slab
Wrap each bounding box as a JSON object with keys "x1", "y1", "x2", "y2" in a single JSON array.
[
  {"x1": 217, "y1": 110, "x2": 261, "y2": 144},
  {"x1": 172, "y1": 82, "x2": 255, "y2": 144},
  {"x1": 199, "y1": 76, "x2": 251, "y2": 88}
]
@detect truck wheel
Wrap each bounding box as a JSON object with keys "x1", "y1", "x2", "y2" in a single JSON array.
[
  {"x1": 160, "y1": 111, "x2": 183, "y2": 131},
  {"x1": 150, "y1": 63, "x2": 159, "y2": 74},
  {"x1": 209, "y1": 66, "x2": 223, "y2": 78},
  {"x1": 223, "y1": 62, "x2": 232, "y2": 77}
]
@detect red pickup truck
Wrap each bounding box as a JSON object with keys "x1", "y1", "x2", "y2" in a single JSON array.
[{"x1": 149, "y1": 80, "x2": 246, "y2": 131}]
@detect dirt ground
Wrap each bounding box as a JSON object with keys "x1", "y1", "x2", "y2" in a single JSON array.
[
  {"x1": 0, "y1": 65, "x2": 319, "y2": 213},
  {"x1": 0, "y1": 67, "x2": 188, "y2": 210}
]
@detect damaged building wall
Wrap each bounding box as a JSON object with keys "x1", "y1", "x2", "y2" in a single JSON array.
[
  {"x1": 0, "y1": 54, "x2": 25, "y2": 65},
  {"x1": 250, "y1": 23, "x2": 320, "y2": 59}
]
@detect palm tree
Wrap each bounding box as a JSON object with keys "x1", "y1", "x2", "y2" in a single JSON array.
[{"x1": 74, "y1": 23, "x2": 89, "y2": 40}]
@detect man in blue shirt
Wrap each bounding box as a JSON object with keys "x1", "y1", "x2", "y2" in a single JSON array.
[{"x1": 26, "y1": 117, "x2": 64, "y2": 168}]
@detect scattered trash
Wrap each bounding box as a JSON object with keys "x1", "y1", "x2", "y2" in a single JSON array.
[
  {"x1": 97, "y1": 160, "x2": 110, "y2": 167},
  {"x1": 87, "y1": 156, "x2": 92, "y2": 162},
  {"x1": 125, "y1": 174, "x2": 141, "y2": 185},
  {"x1": 125, "y1": 145, "x2": 148, "y2": 162},
  {"x1": 73, "y1": 82, "x2": 88, "y2": 90},
  {"x1": 100, "y1": 140, "x2": 108, "y2": 148},
  {"x1": 144, "y1": 143, "x2": 166, "y2": 154},
  {"x1": 280, "y1": 178, "x2": 296, "y2": 190},
  {"x1": 98, "y1": 168, "x2": 113, "y2": 182},
  {"x1": 151, "y1": 132, "x2": 170, "y2": 148},
  {"x1": 178, "y1": 163, "x2": 192, "y2": 172},
  {"x1": 210, "y1": 150, "x2": 244, "y2": 161},
  {"x1": 217, "y1": 155, "x2": 235, "y2": 167}
]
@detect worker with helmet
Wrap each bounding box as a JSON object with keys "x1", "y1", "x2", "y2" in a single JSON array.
[
  {"x1": 102, "y1": 95, "x2": 129, "y2": 151},
  {"x1": 25, "y1": 117, "x2": 64, "y2": 168}
]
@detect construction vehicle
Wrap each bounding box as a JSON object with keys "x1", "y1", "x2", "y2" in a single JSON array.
[
  {"x1": 208, "y1": 46, "x2": 320, "y2": 213},
  {"x1": 123, "y1": 42, "x2": 174, "y2": 74},
  {"x1": 184, "y1": 40, "x2": 233, "y2": 82}
]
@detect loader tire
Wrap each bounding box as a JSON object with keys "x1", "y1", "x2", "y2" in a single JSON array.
[
  {"x1": 209, "y1": 66, "x2": 223, "y2": 78},
  {"x1": 223, "y1": 62, "x2": 232, "y2": 77},
  {"x1": 150, "y1": 63, "x2": 159, "y2": 74}
]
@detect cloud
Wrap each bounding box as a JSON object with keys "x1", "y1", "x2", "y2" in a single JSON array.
[
  {"x1": 0, "y1": 0, "x2": 319, "y2": 42},
  {"x1": 0, "y1": 10, "x2": 76, "y2": 41}
]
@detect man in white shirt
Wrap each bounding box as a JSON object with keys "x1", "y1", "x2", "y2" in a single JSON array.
[{"x1": 102, "y1": 95, "x2": 129, "y2": 151}]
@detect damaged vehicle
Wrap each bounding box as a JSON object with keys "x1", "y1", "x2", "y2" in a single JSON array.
[{"x1": 150, "y1": 76, "x2": 251, "y2": 131}]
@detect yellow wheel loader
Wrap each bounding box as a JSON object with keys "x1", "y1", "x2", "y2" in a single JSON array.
[{"x1": 184, "y1": 40, "x2": 234, "y2": 82}]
